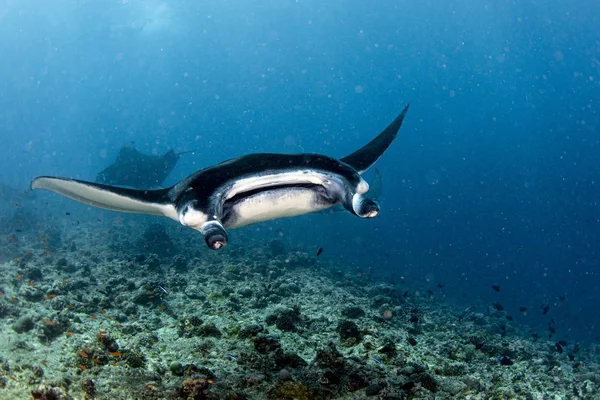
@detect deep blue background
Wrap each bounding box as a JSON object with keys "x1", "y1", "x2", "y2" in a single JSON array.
[{"x1": 1, "y1": 0, "x2": 598, "y2": 342}]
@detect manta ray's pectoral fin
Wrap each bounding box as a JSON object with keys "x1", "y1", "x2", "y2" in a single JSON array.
[
  {"x1": 341, "y1": 192, "x2": 380, "y2": 218},
  {"x1": 341, "y1": 103, "x2": 410, "y2": 174},
  {"x1": 31, "y1": 176, "x2": 177, "y2": 219}
]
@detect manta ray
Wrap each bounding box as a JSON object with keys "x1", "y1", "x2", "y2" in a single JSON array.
[
  {"x1": 31, "y1": 104, "x2": 410, "y2": 250},
  {"x1": 96, "y1": 142, "x2": 194, "y2": 189}
]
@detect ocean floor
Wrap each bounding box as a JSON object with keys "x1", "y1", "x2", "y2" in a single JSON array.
[{"x1": 1, "y1": 215, "x2": 599, "y2": 400}]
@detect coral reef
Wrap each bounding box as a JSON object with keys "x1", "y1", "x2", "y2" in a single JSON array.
[{"x1": 0, "y1": 218, "x2": 598, "y2": 399}]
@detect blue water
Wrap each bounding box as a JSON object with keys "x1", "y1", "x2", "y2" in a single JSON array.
[{"x1": 1, "y1": 1, "x2": 598, "y2": 343}]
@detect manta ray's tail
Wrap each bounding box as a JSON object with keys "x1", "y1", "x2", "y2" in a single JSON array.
[
  {"x1": 31, "y1": 176, "x2": 175, "y2": 218},
  {"x1": 176, "y1": 150, "x2": 198, "y2": 157},
  {"x1": 370, "y1": 168, "x2": 383, "y2": 202},
  {"x1": 341, "y1": 103, "x2": 410, "y2": 174}
]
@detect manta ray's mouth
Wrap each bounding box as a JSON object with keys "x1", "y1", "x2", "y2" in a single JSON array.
[
  {"x1": 225, "y1": 183, "x2": 322, "y2": 206},
  {"x1": 222, "y1": 183, "x2": 329, "y2": 221},
  {"x1": 221, "y1": 183, "x2": 333, "y2": 227}
]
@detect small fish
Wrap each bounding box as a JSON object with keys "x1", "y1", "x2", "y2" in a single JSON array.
[
  {"x1": 519, "y1": 306, "x2": 527, "y2": 312},
  {"x1": 491, "y1": 285, "x2": 501, "y2": 292},
  {"x1": 436, "y1": 283, "x2": 444, "y2": 289},
  {"x1": 109, "y1": 351, "x2": 122, "y2": 357},
  {"x1": 65, "y1": 212, "x2": 71, "y2": 216},
  {"x1": 41, "y1": 361, "x2": 47, "y2": 367},
  {"x1": 492, "y1": 302, "x2": 504, "y2": 311},
  {"x1": 227, "y1": 353, "x2": 238, "y2": 362},
  {"x1": 79, "y1": 365, "x2": 88, "y2": 370},
  {"x1": 157, "y1": 285, "x2": 169, "y2": 295},
  {"x1": 371, "y1": 356, "x2": 383, "y2": 365},
  {"x1": 499, "y1": 356, "x2": 513, "y2": 366},
  {"x1": 555, "y1": 343, "x2": 563, "y2": 353},
  {"x1": 542, "y1": 305, "x2": 550, "y2": 315},
  {"x1": 44, "y1": 294, "x2": 57, "y2": 300},
  {"x1": 316, "y1": 247, "x2": 323, "y2": 257},
  {"x1": 559, "y1": 295, "x2": 566, "y2": 301},
  {"x1": 506, "y1": 315, "x2": 513, "y2": 321},
  {"x1": 79, "y1": 351, "x2": 89, "y2": 358}
]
